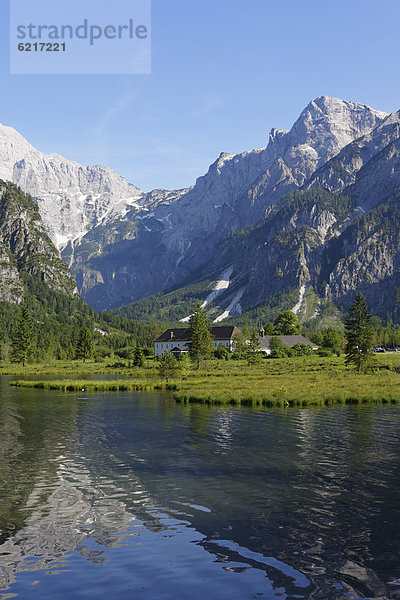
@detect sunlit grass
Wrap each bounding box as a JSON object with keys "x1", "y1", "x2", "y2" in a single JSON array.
[
  {"x1": 0, "y1": 359, "x2": 154, "y2": 377},
  {"x1": 171, "y1": 355, "x2": 400, "y2": 405},
  {"x1": 10, "y1": 379, "x2": 155, "y2": 392},
  {"x1": 7, "y1": 353, "x2": 400, "y2": 407}
]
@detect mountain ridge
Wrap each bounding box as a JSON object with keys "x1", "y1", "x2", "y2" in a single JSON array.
[{"x1": 1, "y1": 96, "x2": 399, "y2": 324}]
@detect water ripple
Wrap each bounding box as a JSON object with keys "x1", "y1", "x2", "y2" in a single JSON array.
[{"x1": 1, "y1": 385, "x2": 400, "y2": 599}]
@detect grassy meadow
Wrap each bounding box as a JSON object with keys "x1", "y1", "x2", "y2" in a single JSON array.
[{"x1": 6, "y1": 352, "x2": 400, "y2": 407}]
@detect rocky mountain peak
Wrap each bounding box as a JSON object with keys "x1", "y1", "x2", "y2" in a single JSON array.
[
  {"x1": 287, "y1": 96, "x2": 389, "y2": 163},
  {"x1": 1, "y1": 97, "x2": 398, "y2": 317},
  {"x1": 260, "y1": 96, "x2": 390, "y2": 194},
  {"x1": 0, "y1": 123, "x2": 36, "y2": 182},
  {"x1": 0, "y1": 121, "x2": 146, "y2": 251}
]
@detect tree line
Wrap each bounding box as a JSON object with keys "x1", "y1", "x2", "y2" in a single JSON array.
[
  {"x1": 4, "y1": 291, "x2": 380, "y2": 374},
  {"x1": 10, "y1": 308, "x2": 94, "y2": 365},
  {"x1": 157, "y1": 293, "x2": 377, "y2": 374}
]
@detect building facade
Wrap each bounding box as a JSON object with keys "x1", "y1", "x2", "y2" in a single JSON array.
[{"x1": 154, "y1": 326, "x2": 240, "y2": 356}]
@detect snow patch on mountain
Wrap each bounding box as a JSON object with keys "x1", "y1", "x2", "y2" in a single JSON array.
[
  {"x1": 292, "y1": 284, "x2": 307, "y2": 315},
  {"x1": 180, "y1": 266, "x2": 234, "y2": 323},
  {"x1": 213, "y1": 288, "x2": 245, "y2": 322},
  {"x1": 200, "y1": 266, "x2": 233, "y2": 307}
]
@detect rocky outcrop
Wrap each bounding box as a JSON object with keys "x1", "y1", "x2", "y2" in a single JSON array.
[
  {"x1": 307, "y1": 110, "x2": 400, "y2": 194},
  {"x1": 0, "y1": 124, "x2": 144, "y2": 251},
  {"x1": 0, "y1": 181, "x2": 77, "y2": 303}
]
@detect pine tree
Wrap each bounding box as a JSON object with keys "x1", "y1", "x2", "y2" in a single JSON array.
[
  {"x1": 247, "y1": 331, "x2": 261, "y2": 365},
  {"x1": 345, "y1": 292, "x2": 374, "y2": 372},
  {"x1": 75, "y1": 326, "x2": 94, "y2": 363},
  {"x1": 157, "y1": 350, "x2": 178, "y2": 383},
  {"x1": 11, "y1": 306, "x2": 34, "y2": 366},
  {"x1": 188, "y1": 304, "x2": 214, "y2": 369},
  {"x1": 132, "y1": 345, "x2": 145, "y2": 367}
]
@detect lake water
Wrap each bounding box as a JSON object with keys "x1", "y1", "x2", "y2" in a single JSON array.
[{"x1": 1, "y1": 377, "x2": 400, "y2": 600}]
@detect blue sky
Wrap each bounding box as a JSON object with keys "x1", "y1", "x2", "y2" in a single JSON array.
[{"x1": 1, "y1": 0, "x2": 399, "y2": 191}]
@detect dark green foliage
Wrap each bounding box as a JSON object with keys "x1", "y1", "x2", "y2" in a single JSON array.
[
  {"x1": 269, "y1": 336, "x2": 287, "y2": 358},
  {"x1": 290, "y1": 343, "x2": 314, "y2": 356},
  {"x1": 98, "y1": 314, "x2": 163, "y2": 348},
  {"x1": 274, "y1": 311, "x2": 301, "y2": 335},
  {"x1": 269, "y1": 337, "x2": 314, "y2": 358},
  {"x1": 317, "y1": 348, "x2": 334, "y2": 357},
  {"x1": 280, "y1": 189, "x2": 354, "y2": 221},
  {"x1": 311, "y1": 328, "x2": 343, "y2": 353},
  {"x1": 112, "y1": 280, "x2": 214, "y2": 323},
  {"x1": 177, "y1": 353, "x2": 192, "y2": 379},
  {"x1": 275, "y1": 225, "x2": 321, "y2": 249},
  {"x1": 0, "y1": 294, "x2": 165, "y2": 363},
  {"x1": 188, "y1": 304, "x2": 214, "y2": 368},
  {"x1": 232, "y1": 326, "x2": 250, "y2": 359},
  {"x1": 247, "y1": 331, "x2": 261, "y2": 365},
  {"x1": 264, "y1": 323, "x2": 276, "y2": 335},
  {"x1": 132, "y1": 345, "x2": 145, "y2": 367},
  {"x1": 75, "y1": 327, "x2": 94, "y2": 363},
  {"x1": 214, "y1": 345, "x2": 230, "y2": 360},
  {"x1": 345, "y1": 292, "x2": 374, "y2": 372},
  {"x1": 10, "y1": 306, "x2": 34, "y2": 366},
  {"x1": 114, "y1": 346, "x2": 135, "y2": 360},
  {"x1": 157, "y1": 350, "x2": 178, "y2": 382},
  {"x1": 372, "y1": 318, "x2": 400, "y2": 348}
]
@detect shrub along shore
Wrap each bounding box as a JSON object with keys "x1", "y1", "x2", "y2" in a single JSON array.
[{"x1": 6, "y1": 353, "x2": 400, "y2": 407}]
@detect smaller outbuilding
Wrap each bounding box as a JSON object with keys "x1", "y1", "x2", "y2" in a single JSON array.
[{"x1": 259, "y1": 334, "x2": 319, "y2": 354}]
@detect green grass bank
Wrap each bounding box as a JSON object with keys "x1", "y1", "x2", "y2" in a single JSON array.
[{"x1": 7, "y1": 354, "x2": 400, "y2": 407}]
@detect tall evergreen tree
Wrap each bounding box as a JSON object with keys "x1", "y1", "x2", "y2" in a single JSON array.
[
  {"x1": 188, "y1": 304, "x2": 214, "y2": 368},
  {"x1": 247, "y1": 331, "x2": 261, "y2": 365},
  {"x1": 75, "y1": 326, "x2": 94, "y2": 363},
  {"x1": 132, "y1": 344, "x2": 145, "y2": 367},
  {"x1": 345, "y1": 292, "x2": 374, "y2": 372},
  {"x1": 11, "y1": 306, "x2": 34, "y2": 366}
]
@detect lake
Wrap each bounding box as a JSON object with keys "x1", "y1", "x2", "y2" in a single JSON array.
[{"x1": 0, "y1": 377, "x2": 400, "y2": 600}]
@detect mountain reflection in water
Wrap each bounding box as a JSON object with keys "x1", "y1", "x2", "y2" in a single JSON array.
[{"x1": 0, "y1": 379, "x2": 400, "y2": 600}]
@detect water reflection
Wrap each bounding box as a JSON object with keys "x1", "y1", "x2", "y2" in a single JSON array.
[{"x1": 0, "y1": 379, "x2": 400, "y2": 599}]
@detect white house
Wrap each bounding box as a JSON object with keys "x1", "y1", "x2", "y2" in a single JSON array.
[{"x1": 154, "y1": 326, "x2": 240, "y2": 356}]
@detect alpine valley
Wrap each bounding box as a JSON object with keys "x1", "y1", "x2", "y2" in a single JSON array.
[{"x1": 1, "y1": 95, "x2": 400, "y2": 326}]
